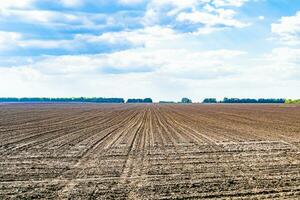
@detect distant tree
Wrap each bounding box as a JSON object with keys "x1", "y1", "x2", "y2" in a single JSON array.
[
  {"x1": 127, "y1": 99, "x2": 141, "y2": 103},
  {"x1": 221, "y1": 98, "x2": 285, "y2": 104},
  {"x1": 258, "y1": 98, "x2": 285, "y2": 103},
  {"x1": 285, "y1": 99, "x2": 300, "y2": 104},
  {"x1": 143, "y1": 98, "x2": 153, "y2": 103},
  {"x1": 181, "y1": 98, "x2": 192, "y2": 104},
  {"x1": 285, "y1": 99, "x2": 292, "y2": 104},
  {"x1": 159, "y1": 101, "x2": 175, "y2": 104},
  {"x1": 126, "y1": 98, "x2": 153, "y2": 103},
  {"x1": 202, "y1": 98, "x2": 217, "y2": 103}
]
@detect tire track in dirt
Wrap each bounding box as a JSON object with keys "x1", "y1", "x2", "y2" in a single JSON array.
[
  {"x1": 56, "y1": 106, "x2": 143, "y2": 199},
  {"x1": 112, "y1": 108, "x2": 148, "y2": 196}
]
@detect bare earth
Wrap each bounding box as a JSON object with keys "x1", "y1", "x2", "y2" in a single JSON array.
[{"x1": 0, "y1": 103, "x2": 300, "y2": 199}]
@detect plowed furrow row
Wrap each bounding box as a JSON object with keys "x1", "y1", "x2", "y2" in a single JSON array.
[{"x1": 0, "y1": 103, "x2": 300, "y2": 199}]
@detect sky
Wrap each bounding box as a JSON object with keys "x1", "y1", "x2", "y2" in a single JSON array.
[{"x1": 0, "y1": 0, "x2": 300, "y2": 102}]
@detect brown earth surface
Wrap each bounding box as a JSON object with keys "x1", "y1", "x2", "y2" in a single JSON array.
[{"x1": 0, "y1": 103, "x2": 300, "y2": 199}]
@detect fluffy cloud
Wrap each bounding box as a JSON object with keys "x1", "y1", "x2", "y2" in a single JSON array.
[
  {"x1": 59, "y1": 0, "x2": 83, "y2": 7},
  {"x1": 76, "y1": 26, "x2": 179, "y2": 48},
  {"x1": 0, "y1": 9, "x2": 99, "y2": 27},
  {"x1": 0, "y1": 0, "x2": 35, "y2": 9},
  {"x1": 143, "y1": 0, "x2": 249, "y2": 33},
  {"x1": 0, "y1": 0, "x2": 250, "y2": 55},
  {"x1": 177, "y1": 9, "x2": 248, "y2": 29},
  {"x1": 118, "y1": 0, "x2": 145, "y2": 5},
  {"x1": 2, "y1": 47, "x2": 299, "y2": 100},
  {"x1": 212, "y1": 0, "x2": 249, "y2": 7},
  {"x1": 0, "y1": 26, "x2": 180, "y2": 54},
  {"x1": 1, "y1": 47, "x2": 244, "y2": 76},
  {"x1": 271, "y1": 11, "x2": 300, "y2": 45},
  {"x1": 0, "y1": 31, "x2": 74, "y2": 52},
  {"x1": 0, "y1": 0, "x2": 84, "y2": 9},
  {"x1": 0, "y1": 31, "x2": 22, "y2": 50},
  {"x1": 0, "y1": 47, "x2": 246, "y2": 99},
  {"x1": 262, "y1": 48, "x2": 300, "y2": 79},
  {"x1": 2, "y1": 0, "x2": 299, "y2": 100}
]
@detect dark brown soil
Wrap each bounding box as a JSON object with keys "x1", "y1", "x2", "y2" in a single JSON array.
[{"x1": 0, "y1": 103, "x2": 299, "y2": 199}]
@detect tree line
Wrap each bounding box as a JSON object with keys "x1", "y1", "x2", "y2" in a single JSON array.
[
  {"x1": 126, "y1": 98, "x2": 153, "y2": 103},
  {"x1": 285, "y1": 99, "x2": 300, "y2": 104},
  {"x1": 202, "y1": 98, "x2": 286, "y2": 104},
  {"x1": 0, "y1": 97, "x2": 125, "y2": 103},
  {"x1": 0, "y1": 97, "x2": 154, "y2": 104},
  {"x1": 1, "y1": 97, "x2": 297, "y2": 104}
]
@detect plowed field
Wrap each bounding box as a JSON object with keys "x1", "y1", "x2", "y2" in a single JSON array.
[{"x1": 0, "y1": 103, "x2": 300, "y2": 199}]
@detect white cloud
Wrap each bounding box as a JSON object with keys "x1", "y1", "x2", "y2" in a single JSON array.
[
  {"x1": 0, "y1": 0, "x2": 84, "y2": 10},
  {"x1": 59, "y1": 0, "x2": 83, "y2": 7},
  {"x1": 0, "y1": 26, "x2": 179, "y2": 52},
  {"x1": 143, "y1": 0, "x2": 249, "y2": 33},
  {"x1": 271, "y1": 11, "x2": 300, "y2": 45},
  {"x1": 118, "y1": 0, "x2": 145, "y2": 5},
  {"x1": 0, "y1": 31, "x2": 22, "y2": 50},
  {"x1": 149, "y1": 0, "x2": 248, "y2": 10},
  {"x1": 212, "y1": 0, "x2": 248, "y2": 7},
  {"x1": 18, "y1": 39, "x2": 74, "y2": 49},
  {"x1": 0, "y1": 9, "x2": 96, "y2": 26},
  {"x1": 76, "y1": 26, "x2": 179, "y2": 48},
  {"x1": 2, "y1": 47, "x2": 299, "y2": 100},
  {"x1": 0, "y1": 31, "x2": 76, "y2": 51},
  {"x1": 150, "y1": 0, "x2": 203, "y2": 9},
  {"x1": 2, "y1": 31, "x2": 300, "y2": 100},
  {"x1": 264, "y1": 48, "x2": 300, "y2": 79},
  {"x1": 0, "y1": 10, "x2": 56, "y2": 23},
  {"x1": 0, "y1": 0, "x2": 35, "y2": 9},
  {"x1": 0, "y1": 47, "x2": 246, "y2": 99},
  {"x1": 241, "y1": 47, "x2": 300, "y2": 83},
  {"x1": 177, "y1": 9, "x2": 248, "y2": 29},
  {"x1": 0, "y1": 47, "x2": 245, "y2": 78},
  {"x1": 147, "y1": 0, "x2": 249, "y2": 14},
  {"x1": 0, "y1": 0, "x2": 250, "y2": 40},
  {"x1": 2, "y1": 0, "x2": 298, "y2": 100}
]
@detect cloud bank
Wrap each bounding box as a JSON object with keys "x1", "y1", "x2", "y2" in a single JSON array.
[{"x1": 0, "y1": 0, "x2": 299, "y2": 100}]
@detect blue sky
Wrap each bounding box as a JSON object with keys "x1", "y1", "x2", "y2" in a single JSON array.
[{"x1": 0, "y1": 0, "x2": 300, "y2": 101}]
